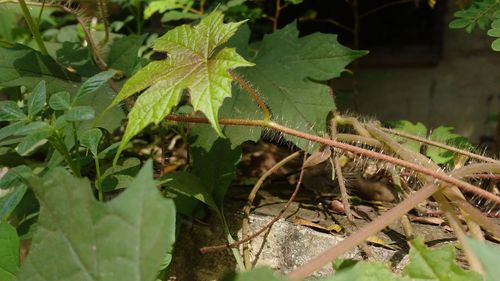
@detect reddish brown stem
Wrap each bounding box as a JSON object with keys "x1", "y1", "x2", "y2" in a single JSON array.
[{"x1": 165, "y1": 115, "x2": 500, "y2": 205}]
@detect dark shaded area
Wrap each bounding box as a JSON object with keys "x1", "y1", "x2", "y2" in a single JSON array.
[{"x1": 278, "y1": 0, "x2": 445, "y2": 66}]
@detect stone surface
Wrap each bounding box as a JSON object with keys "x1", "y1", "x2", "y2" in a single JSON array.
[{"x1": 168, "y1": 182, "x2": 457, "y2": 280}]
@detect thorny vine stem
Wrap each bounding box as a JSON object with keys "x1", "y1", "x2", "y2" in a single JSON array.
[
  {"x1": 380, "y1": 127, "x2": 500, "y2": 164},
  {"x1": 165, "y1": 115, "x2": 500, "y2": 205},
  {"x1": 242, "y1": 151, "x2": 302, "y2": 270},
  {"x1": 200, "y1": 152, "x2": 307, "y2": 253}
]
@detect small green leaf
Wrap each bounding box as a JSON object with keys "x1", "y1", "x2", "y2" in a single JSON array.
[
  {"x1": 109, "y1": 12, "x2": 253, "y2": 162},
  {"x1": 161, "y1": 11, "x2": 201, "y2": 23},
  {"x1": 487, "y1": 27, "x2": 500, "y2": 37},
  {"x1": 101, "y1": 158, "x2": 140, "y2": 189},
  {"x1": 65, "y1": 106, "x2": 95, "y2": 121},
  {"x1": 191, "y1": 138, "x2": 241, "y2": 207},
  {"x1": 27, "y1": 80, "x2": 46, "y2": 118},
  {"x1": 144, "y1": 0, "x2": 189, "y2": 19},
  {"x1": 0, "y1": 122, "x2": 25, "y2": 142},
  {"x1": 465, "y1": 237, "x2": 500, "y2": 281},
  {"x1": 0, "y1": 221, "x2": 19, "y2": 281},
  {"x1": 49, "y1": 91, "x2": 71, "y2": 110},
  {"x1": 0, "y1": 184, "x2": 28, "y2": 220},
  {"x1": 18, "y1": 161, "x2": 176, "y2": 281},
  {"x1": 492, "y1": 18, "x2": 500, "y2": 28},
  {"x1": 390, "y1": 120, "x2": 427, "y2": 153},
  {"x1": 16, "y1": 131, "x2": 52, "y2": 156},
  {"x1": 449, "y1": 18, "x2": 470, "y2": 29},
  {"x1": 320, "y1": 262, "x2": 405, "y2": 281},
  {"x1": 404, "y1": 238, "x2": 482, "y2": 281},
  {"x1": 221, "y1": 267, "x2": 288, "y2": 281},
  {"x1": 79, "y1": 128, "x2": 103, "y2": 156},
  {"x1": 161, "y1": 171, "x2": 218, "y2": 211},
  {"x1": 492, "y1": 37, "x2": 500, "y2": 51},
  {"x1": 0, "y1": 44, "x2": 81, "y2": 93},
  {"x1": 0, "y1": 165, "x2": 32, "y2": 189},
  {"x1": 0, "y1": 101, "x2": 25, "y2": 121},
  {"x1": 101, "y1": 158, "x2": 141, "y2": 191},
  {"x1": 74, "y1": 70, "x2": 117, "y2": 102},
  {"x1": 107, "y1": 35, "x2": 146, "y2": 76},
  {"x1": 426, "y1": 126, "x2": 461, "y2": 164},
  {"x1": 285, "y1": 0, "x2": 303, "y2": 5},
  {"x1": 13, "y1": 121, "x2": 53, "y2": 136}
]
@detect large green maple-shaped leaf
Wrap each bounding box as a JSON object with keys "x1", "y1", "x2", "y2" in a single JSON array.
[
  {"x1": 17, "y1": 161, "x2": 176, "y2": 281},
  {"x1": 108, "y1": 11, "x2": 254, "y2": 160},
  {"x1": 220, "y1": 22, "x2": 368, "y2": 151}
]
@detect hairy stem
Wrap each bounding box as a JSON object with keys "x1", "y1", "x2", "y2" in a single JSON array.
[
  {"x1": 230, "y1": 70, "x2": 271, "y2": 123},
  {"x1": 165, "y1": 115, "x2": 500, "y2": 205},
  {"x1": 381, "y1": 127, "x2": 500, "y2": 164}
]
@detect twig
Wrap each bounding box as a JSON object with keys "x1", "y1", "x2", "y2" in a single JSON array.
[
  {"x1": 360, "y1": 0, "x2": 414, "y2": 19},
  {"x1": 200, "y1": 153, "x2": 307, "y2": 253},
  {"x1": 242, "y1": 151, "x2": 302, "y2": 270},
  {"x1": 313, "y1": 18, "x2": 353, "y2": 33}
]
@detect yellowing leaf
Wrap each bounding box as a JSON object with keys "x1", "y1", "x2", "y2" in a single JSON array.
[{"x1": 108, "y1": 12, "x2": 254, "y2": 162}]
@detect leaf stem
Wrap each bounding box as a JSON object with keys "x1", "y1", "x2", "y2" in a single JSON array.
[
  {"x1": 48, "y1": 133, "x2": 80, "y2": 177},
  {"x1": 18, "y1": 0, "x2": 48, "y2": 55},
  {"x1": 229, "y1": 70, "x2": 271, "y2": 123},
  {"x1": 94, "y1": 156, "x2": 103, "y2": 201},
  {"x1": 71, "y1": 122, "x2": 82, "y2": 173}
]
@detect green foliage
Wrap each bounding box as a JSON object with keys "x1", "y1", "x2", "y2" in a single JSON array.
[
  {"x1": 107, "y1": 11, "x2": 253, "y2": 162},
  {"x1": 79, "y1": 128, "x2": 103, "y2": 156},
  {"x1": 449, "y1": 0, "x2": 500, "y2": 51},
  {"x1": 465, "y1": 237, "x2": 500, "y2": 281},
  {"x1": 405, "y1": 238, "x2": 482, "y2": 281},
  {"x1": 0, "y1": 165, "x2": 31, "y2": 220},
  {"x1": 144, "y1": 0, "x2": 201, "y2": 23},
  {"x1": 17, "y1": 161, "x2": 176, "y2": 281},
  {"x1": 222, "y1": 21, "x2": 367, "y2": 151},
  {"x1": 0, "y1": 221, "x2": 19, "y2": 281},
  {"x1": 487, "y1": 10, "x2": 500, "y2": 50},
  {"x1": 221, "y1": 267, "x2": 288, "y2": 281},
  {"x1": 0, "y1": 44, "x2": 81, "y2": 92},
  {"x1": 390, "y1": 120, "x2": 473, "y2": 165},
  {"x1": 191, "y1": 138, "x2": 241, "y2": 206}
]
